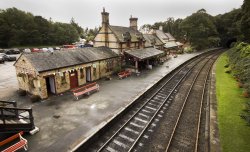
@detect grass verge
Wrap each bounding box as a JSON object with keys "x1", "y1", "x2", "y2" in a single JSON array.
[{"x1": 216, "y1": 52, "x2": 250, "y2": 152}]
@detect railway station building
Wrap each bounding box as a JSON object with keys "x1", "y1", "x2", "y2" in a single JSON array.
[
  {"x1": 94, "y1": 8, "x2": 164, "y2": 72},
  {"x1": 149, "y1": 26, "x2": 183, "y2": 54},
  {"x1": 14, "y1": 47, "x2": 121, "y2": 99}
]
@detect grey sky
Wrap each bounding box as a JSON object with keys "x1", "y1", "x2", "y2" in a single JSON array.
[{"x1": 0, "y1": 0, "x2": 243, "y2": 28}]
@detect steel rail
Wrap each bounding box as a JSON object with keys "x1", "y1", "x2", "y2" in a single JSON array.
[
  {"x1": 165, "y1": 52, "x2": 220, "y2": 152},
  {"x1": 194, "y1": 54, "x2": 220, "y2": 152}
]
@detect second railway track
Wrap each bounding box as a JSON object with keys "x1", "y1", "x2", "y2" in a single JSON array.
[{"x1": 74, "y1": 49, "x2": 223, "y2": 152}]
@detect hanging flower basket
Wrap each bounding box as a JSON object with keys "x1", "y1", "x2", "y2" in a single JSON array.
[{"x1": 17, "y1": 73, "x2": 26, "y2": 77}]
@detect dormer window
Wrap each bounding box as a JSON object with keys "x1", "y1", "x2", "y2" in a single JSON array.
[
  {"x1": 136, "y1": 33, "x2": 143, "y2": 41},
  {"x1": 122, "y1": 32, "x2": 131, "y2": 42}
]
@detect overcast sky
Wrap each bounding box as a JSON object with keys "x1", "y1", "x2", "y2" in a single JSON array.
[{"x1": 0, "y1": 0, "x2": 243, "y2": 28}]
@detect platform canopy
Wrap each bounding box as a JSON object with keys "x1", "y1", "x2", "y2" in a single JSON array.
[
  {"x1": 164, "y1": 41, "x2": 178, "y2": 49},
  {"x1": 125, "y1": 47, "x2": 164, "y2": 61}
]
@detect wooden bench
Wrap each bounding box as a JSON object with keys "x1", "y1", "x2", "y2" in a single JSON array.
[
  {"x1": 2, "y1": 132, "x2": 28, "y2": 152},
  {"x1": 71, "y1": 82, "x2": 100, "y2": 100},
  {"x1": 118, "y1": 70, "x2": 132, "y2": 79}
]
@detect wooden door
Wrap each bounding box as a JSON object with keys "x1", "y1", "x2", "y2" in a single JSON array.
[{"x1": 70, "y1": 71, "x2": 78, "y2": 89}]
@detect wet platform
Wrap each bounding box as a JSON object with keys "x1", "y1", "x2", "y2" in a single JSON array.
[{"x1": 0, "y1": 51, "x2": 208, "y2": 151}]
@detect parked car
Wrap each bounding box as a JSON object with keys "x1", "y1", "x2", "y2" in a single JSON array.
[
  {"x1": 0, "y1": 54, "x2": 5, "y2": 64},
  {"x1": 31, "y1": 48, "x2": 40, "y2": 53},
  {"x1": 23, "y1": 48, "x2": 31, "y2": 53},
  {"x1": 48, "y1": 47, "x2": 54, "y2": 52},
  {"x1": 5, "y1": 48, "x2": 20, "y2": 54},
  {"x1": 41, "y1": 48, "x2": 48, "y2": 52},
  {"x1": 54, "y1": 47, "x2": 60, "y2": 50},
  {"x1": 0, "y1": 53, "x2": 16, "y2": 61}
]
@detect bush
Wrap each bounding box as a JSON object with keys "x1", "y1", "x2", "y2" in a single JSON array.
[
  {"x1": 238, "y1": 82, "x2": 244, "y2": 88},
  {"x1": 228, "y1": 42, "x2": 250, "y2": 125},
  {"x1": 184, "y1": 46, "x2": 194, "y2": 53},
  {"x1": 224, "y1": 64, "x2": 229, "y2": 68},
  {"x1": 177, "y1": 49, "x2": 184, "y2": 54},
  {"x1": 243, "y1": 90, "x2": 250, "y2": 98},
  {"x1": 18, "y1": 89, "x2": 27, "y2": 96},
  {"x1": 224, "y1": 68, "x2": 231, "y2": 74},
  {"x1": 240, "y1": 101, "x2": 250, "y2": 125},
  {"x1": 30, "y1": 95, "x2": 41, "y2": 103}
]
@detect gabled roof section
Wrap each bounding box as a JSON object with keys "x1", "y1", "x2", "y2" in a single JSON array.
[
  {"x1": 21, "y1": 46, "x2": 119, "y2": 72},
  {"x1": 155, "y1": 30, "x2": 169, "y2": 42},
  {"x1": 165, "y1": 33, "x2": 176, "y2": 41},
  {"x1": 125, "y1": 47, "x2": 164, "y2": 60},
  {"x1": 109, "y1": 25, "x2": 143, "y2": 42},
  {"x1": 143, "y1": 34, "x2": 164, "y2": 47}
]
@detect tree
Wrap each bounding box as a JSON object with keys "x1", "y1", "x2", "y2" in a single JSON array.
[
  {"x1": 215, "y1": 8, "x2": 242, "y2": 47},
  {"x1": 70, "y1": 17, "x2": 84, "y2": 37},
  {"x1": 181, "y1": 9, "x2": 220, "y2": 49},
  {"x1": 0, "y1": 7, "x2": 83, "y2": 47},
  {"x1": 241, "y1": 0, "x2": 250, "y2": 42}
]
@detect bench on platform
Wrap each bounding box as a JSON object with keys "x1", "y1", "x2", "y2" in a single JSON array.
[
  {"x1": 2, "y1": 132, "x2": 28, "y2": 152},
  {"x1": 118, "y1": 70, "x2": 132, "y2": 79},
  {"x1": 71, "y1": 82, "x2": 100, "y2": 100}
]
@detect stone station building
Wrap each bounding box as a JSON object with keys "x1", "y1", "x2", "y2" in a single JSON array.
[
  {"x1": 151, "y1": 26, "x2": 183, "y2": 54},
  {"x1": 94, "y1": 8, "x2": 164, "y2": 72},
  {"x1": 94, "y1": 8, "x2": 146, "y2": 54},
  {"x1": 14, "y1": 47, "x2": 120, "y2": 99}
]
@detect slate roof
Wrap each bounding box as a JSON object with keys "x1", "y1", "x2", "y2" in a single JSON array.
[
  {"x1": 165, "y1": 33, "x2": 176, "y2": 41},
  {"x1": 143, "y1": 34, "x2": 164, "y2": 47},
  {"x1": 164, "y1": 41, "x2": 178, "y2": 48},
  {"x1": 109, "y1": 25, "x2": 143, "y2": 42},
  {"x1": 125, "y1": 48, "x2": 164, "y2": 60},
  {"x1": 155, "y1": 30, "x2": 169, "y2": 42},
  {"x1": 21, "y1": 46, "x2": 119, "y2": 72}
]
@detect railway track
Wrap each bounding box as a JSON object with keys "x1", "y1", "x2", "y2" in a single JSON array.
[
  {"x1": 74, "y1": 49, "x2": 223, "y2": 152},
  {"x1": 165, "y1": 53, "x2": 220, "y2": 152}
]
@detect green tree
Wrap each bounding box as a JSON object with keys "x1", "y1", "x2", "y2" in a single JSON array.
[
  {"x1": 181, "y1": 9, "x2": 220, "y2": 49},
  {"x1": 70, "y1": 17, "x2": 84, "y2": 37},
  {"x1": 0, "y1": 7, "x2": 82, "y2": 47},
  {"x1": 241, "y1": 0, "x2": 250, "y2": 42},
  {"x1": 215, "y1": 8, "x2": 242, "y2": 47}
]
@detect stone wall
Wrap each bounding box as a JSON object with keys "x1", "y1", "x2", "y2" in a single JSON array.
[
  {"x1": 94, "y1": 26, "x2": 119, "y2": 49},
  {"x1": 14, "y1": 55, "x2": 40, "y2": 96}
]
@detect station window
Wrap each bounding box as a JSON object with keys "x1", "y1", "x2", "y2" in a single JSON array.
[
  {"x1": 61, "y1": 72, "x2": 66, "y2": 84},
  {"x1": 80, "y1": 68, "x2": 84, "y2": 79}
]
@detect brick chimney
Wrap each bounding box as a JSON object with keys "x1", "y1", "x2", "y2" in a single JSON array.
[
  {"x1": 101, "y1": 7, "x2": 109, "y2": 26},
  {"x1": 130, "y1": 15, "x2": 138, "y2": 30},
  {"x1": 101, "y1": 8, "x2": 109, "y2": 47}
]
